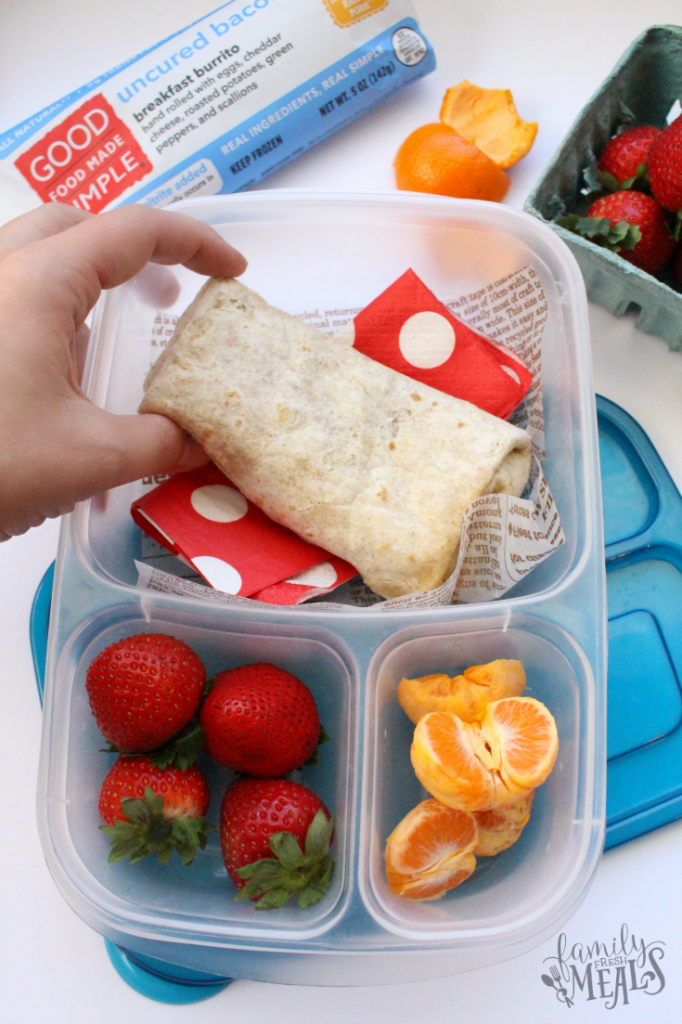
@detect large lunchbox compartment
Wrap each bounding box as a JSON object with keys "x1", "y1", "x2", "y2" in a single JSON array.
[{"x1": 75, "y1": 192, "x2": 595, "y2": 606}]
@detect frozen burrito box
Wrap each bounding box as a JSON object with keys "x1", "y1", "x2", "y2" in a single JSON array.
[{"x1": 140, "y1": 279, "x2": 532, "y2": 599}]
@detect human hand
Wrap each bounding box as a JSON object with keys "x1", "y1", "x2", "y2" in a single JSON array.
[{"x1": 0, "y1": 203, "x2": 247, "y2": 540}]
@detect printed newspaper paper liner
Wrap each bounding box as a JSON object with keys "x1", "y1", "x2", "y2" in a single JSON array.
[
  {"x1": 136, "y1": 264, "x2": 562, "y2": 610},
  {"x1": 135, "y1": 459, "x2": 562, "y2": 610}
]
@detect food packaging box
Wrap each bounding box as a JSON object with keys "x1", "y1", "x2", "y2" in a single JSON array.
[
  {"x1": 38, "y1": 191, "x2": 605, "y2": 986},
  {"x1": 0, "y1": 0, "x2": 433, "y2": 221},
  {"x1": 524, "y1": 24, "x2": 682, "y2": 351}
]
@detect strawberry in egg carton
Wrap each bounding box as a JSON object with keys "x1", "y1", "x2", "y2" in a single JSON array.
[{"x1": 132, "y1": 270, "x2": 532, "y2": 606}]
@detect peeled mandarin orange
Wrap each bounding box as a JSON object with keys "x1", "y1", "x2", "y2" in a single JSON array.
[
  {"x1": 385, "y1": 798, "x2": 478, "y2": 900},
  {"x1": 484, "y1": 696, "x2": 559, "y2": 791},
  {"x1": 394, "y1": 123, "x2": 510, "y2": 201},
  {"x1": 411, "y1": 697, "x2": 558, "y2": 811},
  {"x1": 440, "y1": 80, "x2": 538, "y2": 169},
  {"x1": 397, "y1": 658, "x2": 526, "y2": 724},
  {"x1": 473, "y1": 792, "x2": 534, "y2": 857},
  {"x1": 411, "y1": 711, "x2": 498, "y2": 811}
]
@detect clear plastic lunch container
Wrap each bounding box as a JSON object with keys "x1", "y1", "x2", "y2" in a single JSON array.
[{"x1": 37, "y1": 191, "x2": 606, "y2": 986}]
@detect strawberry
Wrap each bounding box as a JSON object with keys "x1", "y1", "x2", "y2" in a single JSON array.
[
  {"x1": 99, "y1": 755, "x2": 213, "y2": 866},
  {"x1": 220, "y1": 777, "x2": 334, "y2": 910},
  {"x1": 648, "y1": 114, "x2": 682, "y2": 212},
  {"x1": 596, "y1": 125, "x2": 660, "y2": 190},
  {"x1": 559, "y1": 191, "x2": 675, "y2": 276},
  {"x1": 86, "y1": 634, "x2": 206, "y2": 765},
  {"x1": 200, "y1": 662, "x2": 321, "y2": 777}
]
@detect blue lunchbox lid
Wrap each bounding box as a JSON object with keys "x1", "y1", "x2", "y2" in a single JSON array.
[{"x1": 599, "y1": 395, "x2": 682, "y2": 848}]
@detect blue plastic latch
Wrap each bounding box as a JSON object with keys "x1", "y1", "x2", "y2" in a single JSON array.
[
  {"x1": 29, "y1": 560, "x2": 54, "y2": 707},
  {"x1": 105, "y1": 941, "x2": 233, "y2": 1004}
]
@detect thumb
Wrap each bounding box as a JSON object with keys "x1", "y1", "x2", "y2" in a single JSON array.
[
  {"x1": 0, "y1": 405, "x2": 208, "y2": 540},
  {"x1": 78, "y1": 408, "x2": 208, "y2": 495}
]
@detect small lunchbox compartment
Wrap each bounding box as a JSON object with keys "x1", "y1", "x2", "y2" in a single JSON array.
[
  {"x1": 40, "y1": 604, "x2": 358, "y2": 942},
  {"x1": 359, "y1": 616, "x2": 600, "y2": 943}
]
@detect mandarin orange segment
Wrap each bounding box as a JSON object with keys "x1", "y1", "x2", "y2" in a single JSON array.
[
  {"x1": 397, "y1": 658, "x2": 526, "y2": 724},
  {"x1": 411, "y1": 712, "x2": 496, "y2": 811},
  {"x1": 412, "y1": 697, "x2": 558, "y2": 811},
  {"x1": 394, "y1": 123, "x2": 509, "y2": 202},
  {"x1": 483, "y1": 697, "x2": 559, "y2": 790},
  {"x1": 440, "y1": 81, "x2": 538, "y2": 169},
  {"x1": 473, "y1": 792, "x2": 534, "y2": 857},
  {"x1": 385, "y1": 798, "x2": 478, "y2": 900}
]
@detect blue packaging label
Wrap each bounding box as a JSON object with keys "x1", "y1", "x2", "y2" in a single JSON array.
[{"x1": 0, "y1": 0, "x2": 434, "y2": 214}]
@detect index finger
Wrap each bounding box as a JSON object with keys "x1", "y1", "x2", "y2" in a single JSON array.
[
  {"x1": 0, "y1": 203, "x2": 91, "y2": 258},
  {"x1": 10, "y1": 204, "x2": 247, "y2": 324}
]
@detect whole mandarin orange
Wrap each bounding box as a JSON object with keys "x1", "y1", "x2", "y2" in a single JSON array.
[{"x1": 394, "y1": 123, "x2": 509, "y2": 201}]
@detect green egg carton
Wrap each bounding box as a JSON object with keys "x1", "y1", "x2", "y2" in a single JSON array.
[{"x1": 524, "y1": 24, "x2": 682, "y2": 351}]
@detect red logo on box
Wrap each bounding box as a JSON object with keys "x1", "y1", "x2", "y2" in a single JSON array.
[{"x1": 15, "y1": 94, "x2": 152, "y2": 213}]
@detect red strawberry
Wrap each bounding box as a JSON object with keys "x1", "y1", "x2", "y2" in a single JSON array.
[
  {"x1": 560, "y1": 191, "x2": 675, "y2": 276},
  {"x1": 86, "y1": 634, "x2": 206, "y2": 761},
  {"x1": 220, "y1": 777, "x2": 334, "y2": 909},
  {"x1": 586, "y1": 192, "x2": 675, "y2": 274},
  {"x1": 648, "y1": 114, "x2": 682, "y2": 211},
  {"x1": 597, "y1": 125, "x2": 661, "y2": 189},
  {"x1": 200, "y1": 662, "x2": 321, "y2": 777},
  {"x1": 99, "y1": 755, "x2": 213, "y2": 865}
]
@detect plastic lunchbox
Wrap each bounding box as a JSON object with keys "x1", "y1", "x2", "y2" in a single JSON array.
[
  {"x1": 525, "y1": 24, "x2": 682, "y2": 352},
  {"x1": 37, "y1": 190, "x2": 606, "y2": 987}
]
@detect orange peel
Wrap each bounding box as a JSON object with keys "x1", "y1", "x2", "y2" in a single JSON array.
[
  {"x1": 394, "y1": 122, "x2": 509, "y2": 201},
  {"x1": 397, "y1": 658, "x2": 526, "y2": 724},
  {"x1": 440, "y1": 80, "x2": 538, "y2": 169}
]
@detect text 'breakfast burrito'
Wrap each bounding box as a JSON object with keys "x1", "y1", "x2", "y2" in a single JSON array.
[{"x1": 140, "y1": 278, "x2": 532, "y2": 599}]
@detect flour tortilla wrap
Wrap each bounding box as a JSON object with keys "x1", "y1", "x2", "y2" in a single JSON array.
[{"x1": 140, "y1": 278, "x2": 532, "y2": 599}]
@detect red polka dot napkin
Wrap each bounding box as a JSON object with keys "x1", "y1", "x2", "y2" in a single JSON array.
[
  {"x1": 345, "y1": 269, "x2": 531, "y2": 420},
  {"x1": 131, "y1": 462, "x2": 357, "y2": 604}
]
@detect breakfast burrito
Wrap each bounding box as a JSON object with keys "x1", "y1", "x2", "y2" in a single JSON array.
[{"x1": 140, "y1": 278, "x2": 532, "y2": 599}]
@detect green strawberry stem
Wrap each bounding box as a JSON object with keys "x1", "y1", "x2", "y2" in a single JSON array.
[
  {"x1": 100, "y1": 786, "x2": 214, "y2": 866},
  {"x1": 595, "y1": 163, "x2": 649, "y2": 195},
  {"x1": 101, "y1": 719, "x2": 206, "y2": 771},
  {"x1": 235, "y1": 809, "x2": 335, "y2": 910},
  {"x1": 304, "y1": 724, "x2": 331, "y2": 767},
  {"x1": 147, "y1": 720, "x2": 205, "y2": 771},
  {"x1": 595, "y1": 168, "x2": 620, "y2": 193},
  {"x1": 145, "y1": 672, "x2": 217, "y2": 768},
  {"x1": 672, "y1": 209, "x2": 682, "y2": 243},
  {"x1": 558, "y1": 214, "x2": 642, "y2": 252}
]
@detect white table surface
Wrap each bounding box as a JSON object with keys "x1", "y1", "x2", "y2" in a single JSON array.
[{"x1": 3, "y1": 1, "x2": 682, "y2": 1021}]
